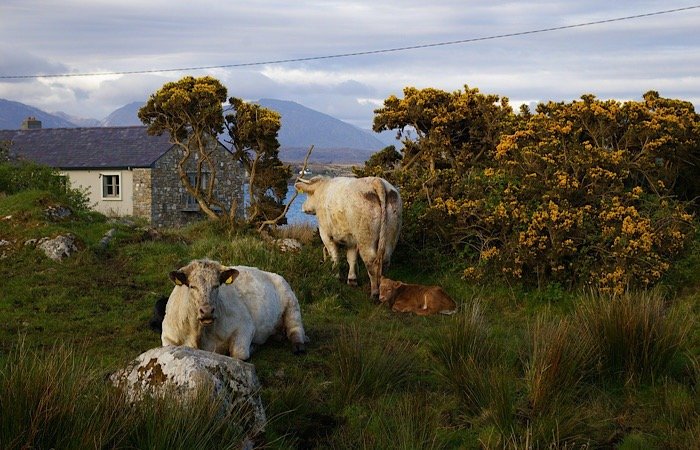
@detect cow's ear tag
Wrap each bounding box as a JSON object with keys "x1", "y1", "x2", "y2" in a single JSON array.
[
  {"x1": 175, "y1": 278, "x2": 183, "y2": 285},
  {"x1": 220, "y1": 268, "x2": 239, "y2": 285}
]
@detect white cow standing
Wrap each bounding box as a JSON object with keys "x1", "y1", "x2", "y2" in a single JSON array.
[
  {"x1": 161, "y1": 259, "x2": 307, "y2": 360},
  {"x1": 294, "y1": 175, "x2": 402, "y2": 299}
]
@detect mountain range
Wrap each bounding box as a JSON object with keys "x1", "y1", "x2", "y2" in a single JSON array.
[{"x1": 0, "y1": 98, "x2": 400, "y2": 164}]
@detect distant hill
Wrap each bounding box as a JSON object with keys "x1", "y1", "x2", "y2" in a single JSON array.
[
  {"x1": 280, "y1": 147, "x2": 377, "y2": 164},
  {"x1": 373, "y1": 129, "x2": 403, "y2": 148},
  {"x1": 0, "y1": 97, "x2": 387, "y2": 163},
  {"x1": 0, "y1": 99, "x2": 77, "y2": 130},
  {"x1": 53, "y1": 111, "x2": 101, "y2": 128},
  {"x1": 100, "y1": 101, "x2": 144, "y2": 127},
  {"x1": 256, "y1": 98, "x2": 385, "y2": 152}
]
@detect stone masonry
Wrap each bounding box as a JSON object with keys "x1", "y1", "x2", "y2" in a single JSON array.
[{"x1": 147, "y1": 142, "x2": 244, "y2": 228}]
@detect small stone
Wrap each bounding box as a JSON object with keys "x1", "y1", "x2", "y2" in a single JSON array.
[{"x1": 275, "y1": 238, "x2": 302, "y2": 253}]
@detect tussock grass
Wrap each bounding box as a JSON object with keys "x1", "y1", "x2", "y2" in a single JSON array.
[
  {"x1": 329, "y1": 393, "x2": 449, "y2": 450},
  {"x1": 525, "y1": 313, "x2": 596, "y2": 414},
  {"x1": 574, "y1": 289, "x2": 691, "y2": 381},
  {"x1": 430, "y1": 302, "x2": 516, "y2": 433},
  {"x1": 0, "y1": 340, "x2": 252, "y2": 450},
  {"x1": 330, "y1": 324, "x2": 420, "y2": 407},
  {"x1": 1, "y1": 186, "x2": 699, "y2": 448}
]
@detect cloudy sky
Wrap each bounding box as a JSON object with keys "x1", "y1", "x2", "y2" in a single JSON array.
[{"x1": 1, "y1": 1, "x2": 698, "y2": 129}]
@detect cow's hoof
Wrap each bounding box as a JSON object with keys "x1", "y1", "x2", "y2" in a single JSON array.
[
  {"x1": 293, "y1": 343, "x2": 306, "y2": 355},
  {"x1": 347, "y1": 278, "x2": 358, "y2": 287}
]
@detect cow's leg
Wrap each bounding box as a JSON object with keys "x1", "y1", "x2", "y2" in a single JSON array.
[
  {"x1": 229, "y1": 328, "x2": 254, "y2": 361},
  {"x1": 280, "y1": 290, "x2": 308, "y2": 355},
  {"x1": 319, "y1": 231, "x2": 342, "y2": 280},
  {"x1": 358, "y1": 246, "x2": 381, "y2": 301},
  {"x1": 346, "y1": 246, "x2": 359, "y2": 287}
]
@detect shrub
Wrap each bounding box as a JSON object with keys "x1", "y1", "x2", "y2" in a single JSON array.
[
  {"x1": 368, "y1": 88, "x2": 699, "y2": 291},
  {"x1": 0, "y1": 160, "x2": 90, "y2": 212}
]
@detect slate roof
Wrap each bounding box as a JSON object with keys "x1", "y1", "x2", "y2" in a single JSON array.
[{"x1": 0, "y1": 126, "x2": 174, "y2": 169}]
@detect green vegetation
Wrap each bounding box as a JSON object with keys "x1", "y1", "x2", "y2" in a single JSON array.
[
  {"x1": 138, "y1": 75, "x2": 291, "y2": 227},
  {"x1": 0, "y1": 341, "x2": 250, "y2": 449},
  {"x1": 364, "y1": 88, "x2": 700, "y2": 293},
  {"x1": 2, "y1": 86, "x2": 700, "y2": 448},
  {"x1": 1, "y1": 185, "x2": 698, "y2": 448}
]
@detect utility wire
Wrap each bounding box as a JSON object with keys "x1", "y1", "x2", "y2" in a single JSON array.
[{"x1": 1, "y1": 5, "x2": 698, "y2": 80}]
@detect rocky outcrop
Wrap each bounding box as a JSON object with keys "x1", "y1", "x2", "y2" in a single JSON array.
[
  {"x1": 37, "y1": 234, "x2": 78, "y2": 261},
  {"x1": 109, "y1": 346, "x2": 266, "y2": 435}
]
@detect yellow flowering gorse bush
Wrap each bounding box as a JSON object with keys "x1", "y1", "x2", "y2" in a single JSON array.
[{"x1": 368, "y1": 88, "x2": 699, "y2": 292}]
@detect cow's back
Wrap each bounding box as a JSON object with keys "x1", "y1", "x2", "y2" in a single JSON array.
[
  {"x1": 391, "y1": 284, "x2": 457, "y2": 315},
  {"x1": 223, "y1": 266, "x2": 288, "y2": 344},
  {"x1": 315, "y1": 177, "x2": 400, "y2": 250}
]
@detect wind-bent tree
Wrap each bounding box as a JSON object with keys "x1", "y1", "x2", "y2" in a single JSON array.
[
  {"x1": 224, "y1": 97, "x2": 290, "y2": 225},
  {"x1": 138, "y1": 76, "x2": 233, "y2": 221}
]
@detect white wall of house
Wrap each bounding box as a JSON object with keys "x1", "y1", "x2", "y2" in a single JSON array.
[{"x1": 63, "y1": 169, "x2": 135, "y2": 217}]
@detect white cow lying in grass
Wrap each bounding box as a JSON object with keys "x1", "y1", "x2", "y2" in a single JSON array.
[{"x1": 161, "y1": 259, "x2": 307, "y2": 360}]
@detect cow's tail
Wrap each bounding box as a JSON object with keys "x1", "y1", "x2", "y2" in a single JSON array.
[{"x1": 372, "y1": 178, "x2": 388, "y2": 277}]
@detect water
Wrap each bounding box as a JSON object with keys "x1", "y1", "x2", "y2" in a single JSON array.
[
  {"x1": 242, "y1": 183, "x2": 317, "y2": 226},
  {"x1": 284, "y1": 184, "x2": 317, "y2": 226}
]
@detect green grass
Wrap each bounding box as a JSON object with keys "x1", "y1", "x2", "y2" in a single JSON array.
[
  {"x1": 0, "y1": 340, "x2": 251, "y2": 449},
  {"x1": 0, "y1": 189, "x2": 699, "y2": 449}
]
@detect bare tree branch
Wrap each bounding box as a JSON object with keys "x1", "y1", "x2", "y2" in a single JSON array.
[{"x1": 257, "y1": 145, "x2": 315, "y2": 233}]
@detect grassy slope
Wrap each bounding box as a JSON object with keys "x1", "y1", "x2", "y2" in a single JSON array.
[{"x1": 0, "y1": 190, "x2": 698, "y2": 449}]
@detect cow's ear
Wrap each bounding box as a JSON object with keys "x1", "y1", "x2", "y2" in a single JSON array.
[
  {"x1": 169, "y1": 270, "x2": 188, "y2": 286},
  {"x1": 220, "y1": 268, "x2": 239, "y2": 285},
  {"x1": 294, "y1": 181, "x2": 309, "y2": 193},
  {"x1": 295, "y1": 179, "x2": 318, "y2": 194}
]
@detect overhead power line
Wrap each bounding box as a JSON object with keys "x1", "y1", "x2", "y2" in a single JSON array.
[{"x1": 1, "y1": 5, "x2": 699, "y2": 80}]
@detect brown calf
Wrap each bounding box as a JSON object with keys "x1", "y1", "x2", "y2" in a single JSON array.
[{"x1": 379, "y1": 277, "x2": 458, "y2": 316}]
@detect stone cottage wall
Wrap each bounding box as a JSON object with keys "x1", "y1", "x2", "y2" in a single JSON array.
[
  {"x1": 132, "y1": 168, "x2": 152, "y2": 224},
  {"x1": 150, "y1": 144, "x2": 244, "y2": 228}
]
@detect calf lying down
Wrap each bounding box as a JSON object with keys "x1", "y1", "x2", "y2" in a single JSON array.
[
  {"x1": 161, "y1": 259, "x2": 307, "y2": 360},
  {"x1": 379, "y1": 277, "x2": 458, "y2": 316}
]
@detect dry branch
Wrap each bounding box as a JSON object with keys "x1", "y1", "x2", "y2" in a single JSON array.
[{"x1": 257, "y1": 145, "x2": 315, "y2": 233}]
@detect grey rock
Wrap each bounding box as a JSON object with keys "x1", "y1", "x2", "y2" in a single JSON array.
[
  {"x1": 37, "y1": 234, "x2": 78, "y2": 261},
  {"x1": 44, "y1": 205, "x2": 72, "y2": 221},
  {"x1": 275, "y1": 238, "x2": 302, "y2": 253},
  {"x1": 109, "y1": 346, "x2": 266, "y2": 435},
  {"x1": 99, "y1": 228, "x2": 117, "y2": 248}
]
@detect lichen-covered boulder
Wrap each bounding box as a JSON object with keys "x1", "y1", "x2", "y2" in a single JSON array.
[
  {"x1": 37, "y1": 234, "x2": 78, "y2": 261},
  {"x1": 109, "y1": 346, "x2": 266, "y2": 434}
]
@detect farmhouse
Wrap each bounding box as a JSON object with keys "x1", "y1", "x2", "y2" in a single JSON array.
[{"x1": 0, "y1": 119, "x2": 244, "y2": 228}]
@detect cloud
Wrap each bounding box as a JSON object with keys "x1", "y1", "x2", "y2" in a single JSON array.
[{"x1": 0, "y1": 1, "x2": 698, "y2": 127}]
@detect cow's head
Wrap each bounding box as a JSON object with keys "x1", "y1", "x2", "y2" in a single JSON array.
[
  {"x1": 379, "y1": 277, "x2": 402, "y2": 304},
  {"x1": 294, "y1": 176, "x2": 325, "y2": 215},
  {"x1": 169, "y1": 260, "x2": 239, "y2": 326}
]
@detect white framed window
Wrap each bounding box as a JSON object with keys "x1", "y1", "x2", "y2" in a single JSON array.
[{"x1": 101, "y1": 172, "x2": 121, "y2": 200}]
